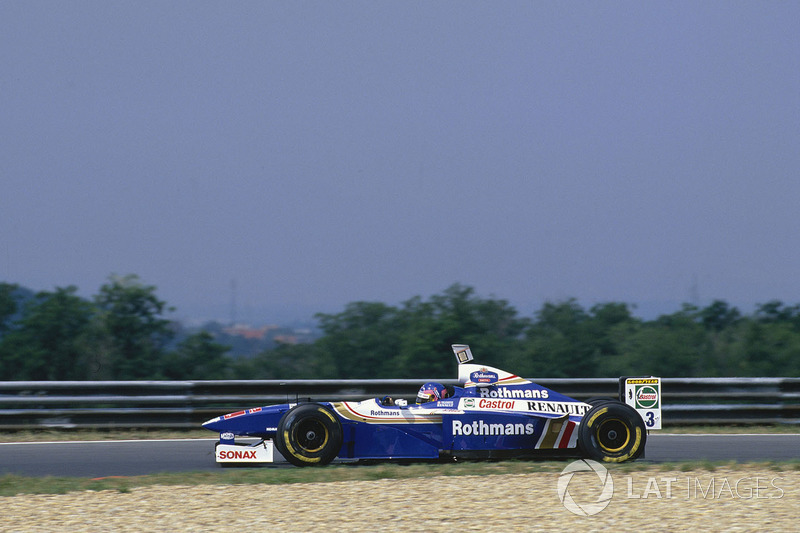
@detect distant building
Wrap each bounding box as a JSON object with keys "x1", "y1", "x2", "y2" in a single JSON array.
[{"x1": 223, "y1": 324, "x2": 279, "y2": 340}]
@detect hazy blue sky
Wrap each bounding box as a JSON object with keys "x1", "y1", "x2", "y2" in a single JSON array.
[{"x1": 2, "y1": 2, "x2": 799, "y2": 323}]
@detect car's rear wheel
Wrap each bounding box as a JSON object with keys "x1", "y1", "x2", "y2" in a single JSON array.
[
  {"x1": 584, "y1": 396, "x2": 616, "y2": 407},
  {"x1": 275, "y1": 404, "x2": 343, "y2": 467},
  {"x1": 578, "y1": 401, "x2": 646, "y2": 463}
]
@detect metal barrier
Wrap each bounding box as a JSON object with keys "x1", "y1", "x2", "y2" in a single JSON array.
[{"x1": 0, "y1": 377, "x2": 798, "y2": 429}]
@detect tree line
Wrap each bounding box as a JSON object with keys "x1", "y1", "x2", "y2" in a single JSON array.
[
  {"x1": 0, "y1": 275, "x2": 229, "y2": 381},
  {"x1": 1, "y1": 278, "x2": 799, "y2": 381}
]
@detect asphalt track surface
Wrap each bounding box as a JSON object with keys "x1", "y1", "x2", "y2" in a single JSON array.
[{"x1": 1, "y1": 434, "x2": 799, "y2": 478}]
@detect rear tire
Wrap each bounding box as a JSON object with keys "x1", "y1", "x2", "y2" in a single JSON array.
[
  {"x1": 584, "y1": 397, "x2": 616, "y2": 407},
  {"x1": 578, "y1": 401, "x2": 646, "y2": 463},
  {"x1": 275, "y1": 404, "x2": 343, "y2": 467}
]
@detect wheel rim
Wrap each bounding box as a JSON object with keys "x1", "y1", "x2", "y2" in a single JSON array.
[
  {"x1": 596, "y1": 418, "x2": 630, "y2": 453},
  {"x1": 294, "y1": 418, "x2": 329, "y2": 453}
]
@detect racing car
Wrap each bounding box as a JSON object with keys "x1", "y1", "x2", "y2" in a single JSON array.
[{"x1": 202, "y1": 345, "x2": 661, "y2": 466}]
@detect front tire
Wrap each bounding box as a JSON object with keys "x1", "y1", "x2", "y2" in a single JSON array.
[
  {"x1": 578, "y1": 401, "x2": 646, "y2": 463},
  {"x1": 275, "y1": 404, "x2": 343, "y2": 467}
]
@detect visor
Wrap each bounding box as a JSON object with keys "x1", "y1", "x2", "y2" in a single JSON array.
[{"x1": 416, "y1": 391, "x2": 436, "y2": 404}]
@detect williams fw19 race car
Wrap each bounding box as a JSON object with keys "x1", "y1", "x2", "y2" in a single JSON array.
[{"x1": 202, "y1": 345, "x2": 662, "y2": 466}]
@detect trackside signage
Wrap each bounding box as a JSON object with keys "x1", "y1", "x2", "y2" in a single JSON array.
[
  {"x1": 216, "y1": 441, "x2": 274, "y2": 463},
  {"x1": 623, "y1": 377, "x2": 662, "y2": 429}
]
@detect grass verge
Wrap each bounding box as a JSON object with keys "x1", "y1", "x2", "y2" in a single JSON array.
[{"x1": 2, "y1": 459, "x2": 800, "y2": 498}]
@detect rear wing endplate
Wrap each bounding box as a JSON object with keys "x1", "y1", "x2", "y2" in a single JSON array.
[{"x1": 452, "y1": 344, "x2": 474, "y2": 364}]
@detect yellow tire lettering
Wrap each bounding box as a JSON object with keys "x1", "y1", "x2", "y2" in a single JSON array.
[
  {"x1": 631, "y1": 427, "x2": 642, "y2": 453},
  {"x1": 586, "y1": 407, "x2": 608, "y2": 427},
  {"x1": 318, "y1": 407, "x2": 336, "y2": 423},
  {"x1": 283, "y1": 430, "x2": 296, "y2": 456}
]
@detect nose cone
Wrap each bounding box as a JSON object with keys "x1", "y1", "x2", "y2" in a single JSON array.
[{"x1": 202, "y1": 416, "x2": 223, "y2": 432}]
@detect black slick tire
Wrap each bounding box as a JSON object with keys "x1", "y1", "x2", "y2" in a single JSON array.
[
  {"x1": 274, "y1": 404, "x2": 343, "y2": 467},
  {"x1": 578, "y1": 401, "x2": 646, "y2": 463}
]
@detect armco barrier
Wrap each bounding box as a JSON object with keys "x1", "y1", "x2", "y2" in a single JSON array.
[{"x1": 0, "y1": 377, "x2": 798, "y2": 429}]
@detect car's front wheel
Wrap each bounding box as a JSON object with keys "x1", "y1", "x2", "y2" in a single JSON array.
[
  {"x1": 275, "y1": 404, "x2": 343, "y2": 467},
  {"x1": 578, "y1": 401, "x2": 646, "y2": 463}
]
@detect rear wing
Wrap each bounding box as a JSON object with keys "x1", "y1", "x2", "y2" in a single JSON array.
[{"x1": 620, "y1": 377, "x2": 662, "y2": 429}]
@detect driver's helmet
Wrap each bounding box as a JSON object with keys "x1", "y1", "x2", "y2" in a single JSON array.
[{"x1": 416, "y1": 382, "x2": 447, "y2": 404}]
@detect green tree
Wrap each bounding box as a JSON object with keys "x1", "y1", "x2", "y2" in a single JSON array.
[
  {"x1": 521, "y1": 299, "x2": 595, "y2": 377},
  {"x1": 0, "y1": 282, "x2": 19, "y2": 335},
  {"x1": 697, "y1": 300, "x2": 743, "y2": 375},
  {"x1": 611, "y1": 305, "x2": 709, "y2": 377},
  {"x1": 312, "y1": 285, "x2": 527, "y2": 379},
  {"x1": 518, "y1": 300, "x2": 640, "y2": 377},
  {"x1": 755, "y1": 300, "x2": 800, "y2": 332},
  {"x1": 700, "y1": 300, "x2": 741, "y2": 332},
  {"x1": 161, "y1": 331, "x2": 232, "y2": 380},
  {"x1": 739, "y1": 320, "x2": 800, "y2": 376},
  {"x1": 395, "y1": 284, "x2": 527, "y2": 377},
  {"x1": 315, "y1": 301, "x2": 401, "y2": 378},
  {"x1": 238, "y1": 341, "x2": 335, "y2": 379},
  {"x1": 94, "y1": 274, "x2": 174, "y2": 379},
  {"x1": 0, "y1": 286, "x2": 94, "y2": 380}
]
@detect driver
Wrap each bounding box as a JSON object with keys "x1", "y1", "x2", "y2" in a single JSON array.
[
  {"x1": 381, "y1": 382, "x2": 451, "y2": 407},
  {"x1": 416, "y1": 382, "x2": 449, "y2": 404}
]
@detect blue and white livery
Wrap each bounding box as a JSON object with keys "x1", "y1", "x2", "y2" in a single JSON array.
[{"x1": 203, "y1": 344, "x2": 660, "y2": 465}]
